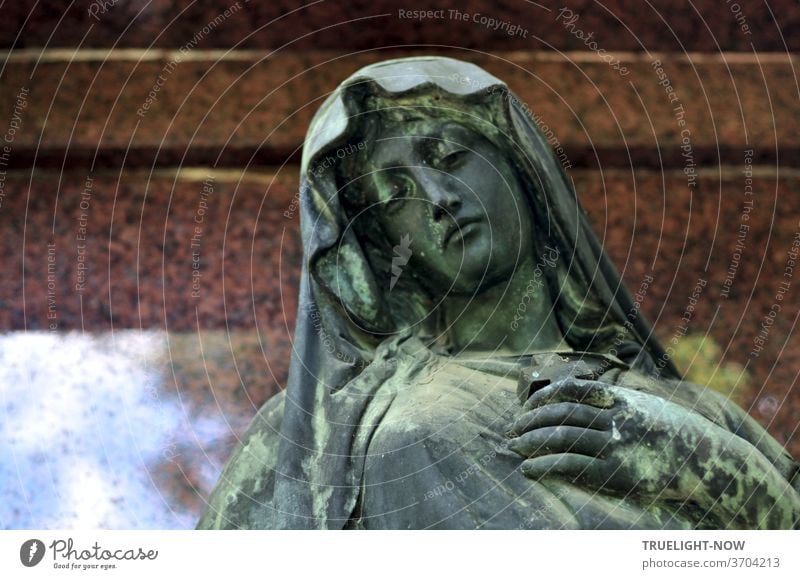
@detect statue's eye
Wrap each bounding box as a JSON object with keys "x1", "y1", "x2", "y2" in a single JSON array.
[
  {"x1": 383, "y1": 174, "x2": 413, "y2": 211},
  {"x1": 439, "y1": 148, "x2": 469, "y2": 170}
]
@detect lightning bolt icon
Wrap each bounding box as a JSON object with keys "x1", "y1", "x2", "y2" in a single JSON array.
[{"x1": 29, "y1": 542, "x2": 38, "y2": 563}]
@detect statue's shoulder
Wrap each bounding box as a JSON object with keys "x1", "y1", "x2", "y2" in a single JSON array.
[
  {"x1": 251, "y1": 389, "x2": 286, "y2": 430},
  {"x1": 196, "y1": 391, "x2": 285, "y2": 529}
]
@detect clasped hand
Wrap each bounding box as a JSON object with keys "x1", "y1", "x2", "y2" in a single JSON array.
[{"x1": 507, "y1": 377, "x2": 724, "y2": 501}]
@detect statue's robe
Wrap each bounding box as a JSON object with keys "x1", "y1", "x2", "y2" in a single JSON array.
[{"x1": 198, "y1": 336, "x2": 799, "y2": 530}]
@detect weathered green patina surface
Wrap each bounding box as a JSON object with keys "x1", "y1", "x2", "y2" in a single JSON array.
[{"x1": 198, "y1": 57, "x2": 800, "y2": 529}]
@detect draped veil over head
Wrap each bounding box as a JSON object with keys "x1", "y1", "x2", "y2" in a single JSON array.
[{"x1": 201, "y1": 56, "x2": 683, "y2": 530}]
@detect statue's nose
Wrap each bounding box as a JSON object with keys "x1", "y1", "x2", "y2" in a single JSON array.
[
  {"x1": 432, "y1": 189, "x2": 462, "y2": 221},
  {"x1": 414, "y1": 169, "x2": 462, "y2": 221}
]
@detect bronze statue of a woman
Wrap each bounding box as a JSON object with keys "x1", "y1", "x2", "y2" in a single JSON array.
[{"x1": 198, "y1": 57, "x2": 800, "y2": 529}]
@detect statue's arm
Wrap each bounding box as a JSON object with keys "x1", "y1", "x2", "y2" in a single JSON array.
[
  {"x1": 675, "y1": 380, "x2": 797, "y2": 479},
  {"x1": 680, "y1": 417, "x2": 800, "y2": 529},
  {"x1": 686, "y1": 382, "x2": 800, "y2": 527},
  {"x1": 617, "y1": 372, "x2": 800, "y2": 527},
  {"x1": 508, "y1": 376, "x2": 800, "y2": 528}
]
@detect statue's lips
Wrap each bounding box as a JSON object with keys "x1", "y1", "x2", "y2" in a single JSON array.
[{"x1": 444, "y1": 217, "x2": 483, "y2": 247}]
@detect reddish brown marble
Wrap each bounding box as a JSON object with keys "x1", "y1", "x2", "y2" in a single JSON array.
[
  {"x1": 572, "y1": 168, "x2": 800, "y2": 457},
  {"x1": 0, "y1": 169, "x2": 301, "y2": 333},
  {"x1": 2, "y1": 0, "x2": 799, "y2": 52},
  {"x1": 0, "y1": 53, "x2": 797, "y2": 170},
  {"x1": 1, "y1": 168, "x2": 798, "y2": 457}
]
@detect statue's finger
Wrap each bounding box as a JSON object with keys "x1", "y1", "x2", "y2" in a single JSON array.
[
  {"x1": 523, "y1": 377, "x2": 615, "y2": 411},
  {"x1": 508, "y1": 402, "x2": 613, "y2": 436},
  {"x1": 508, "y1": 425, "x2": 612, "y2": 459},
  {"x1": 520, "y1": 453, "x2": 606, "y2": 485}
]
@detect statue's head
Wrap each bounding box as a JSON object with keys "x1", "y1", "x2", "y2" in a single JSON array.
[
  {"x1": 338, "y1": 105, "x2": 533, "y2": 298},
  {"x1": 297, "y1": 57, "x2": 677, "y2": 377}
]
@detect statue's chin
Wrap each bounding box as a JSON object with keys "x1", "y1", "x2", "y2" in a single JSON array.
[
  {"x1": 411, "y1": 244, "x2": 521, "y2": 297},
  {"x1": 446, "y1": 268, "x2": 514, "y2": 297}
]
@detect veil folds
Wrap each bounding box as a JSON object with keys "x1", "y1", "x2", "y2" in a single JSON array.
[{"x1": 212, "y1": 56, "x2": 681, "y2": 529}]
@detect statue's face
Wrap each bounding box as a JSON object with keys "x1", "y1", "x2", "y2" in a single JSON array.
[{"x1": 358, "y1": 119, "x2": 532, "y2": 295}]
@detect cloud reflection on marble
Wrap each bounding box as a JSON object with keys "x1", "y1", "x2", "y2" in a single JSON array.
[{"x1": 0, "y1": 331, "x2": 231, "y2": 529}]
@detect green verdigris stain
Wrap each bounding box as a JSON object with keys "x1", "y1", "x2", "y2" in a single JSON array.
[
  {"x1": 671, "y1": 334, "x2": 748, "y2": 401},
  {"x1": 197, "y1": 56, "x2": 800, "y2": 530}
]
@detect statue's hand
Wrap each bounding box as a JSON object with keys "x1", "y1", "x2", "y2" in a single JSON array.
[
  {"x1": 507, "y1": 377, "x2": 684, "y2": 496},
  {"x1": 507, "y1": 377, "x2": 800, "y2": 527},
  {"x1": 507, "y1": 378, "x2": 733, "y2": 497}
]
